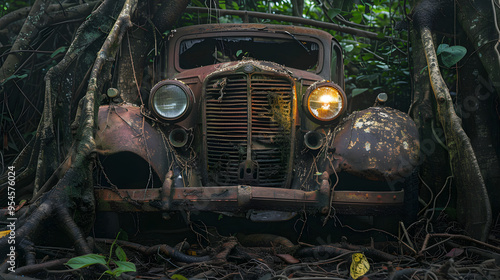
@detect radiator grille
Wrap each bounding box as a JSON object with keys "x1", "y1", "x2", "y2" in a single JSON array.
[{"x1": 205, "y1": 73, "x2": 293, "y2": 187}]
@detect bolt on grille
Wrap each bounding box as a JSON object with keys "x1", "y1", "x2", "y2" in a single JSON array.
[{"x1": 205, "y1": 73, "x2": 293, "y2": 187}]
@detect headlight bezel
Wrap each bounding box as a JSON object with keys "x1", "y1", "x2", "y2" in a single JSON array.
[
  {"x1": 149, "y1": 80, "x2": 194, "y2": 122},
  {"x1": 303, "y1": 81, "x2": 347, "y2": 123}
]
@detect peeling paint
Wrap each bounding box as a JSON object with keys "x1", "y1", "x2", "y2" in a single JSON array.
[
  {"x1": 332, "y1": 107, "x2": 420, "y2": 180},
  {"x1": 365, "y1": 141, "x2": 371, "y2": 151},
  {"x1": 403, "y1": 141, "x2": 408, "y2": 150}
]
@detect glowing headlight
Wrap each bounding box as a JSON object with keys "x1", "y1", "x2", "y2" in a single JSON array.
[
  {"x1": 150, "y1": 80, "x2": 193, "y2": 121},
  {"x1": 304, "y1": 82, "x2": 346, "y2": 122}
]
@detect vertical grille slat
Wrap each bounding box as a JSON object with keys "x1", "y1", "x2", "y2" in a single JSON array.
[{"x1": 205, "y1": 72, "x2": 293, "y2": 187}]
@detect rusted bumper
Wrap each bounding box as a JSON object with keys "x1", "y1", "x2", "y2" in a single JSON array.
[{"x1": 95, "y1": 186, "x2": 404, "y2": 216}]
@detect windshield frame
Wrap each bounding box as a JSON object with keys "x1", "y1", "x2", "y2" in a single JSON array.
[{"x1": 173, "y1": 31, "x2": 324, "y2": 74}]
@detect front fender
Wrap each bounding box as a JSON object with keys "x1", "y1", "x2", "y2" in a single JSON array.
[
  {"x1": 95, "y1": 104, "x2": 170, "y2": 182},
  {"x1": 331, "y1": 107, "x2": 420, "y2": 181}
]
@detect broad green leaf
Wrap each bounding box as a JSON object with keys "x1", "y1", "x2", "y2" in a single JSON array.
[
  {"x1": 65, "y1": 254, "x2": 106, "y2": 269},
  {"x1": 440, "y1": 46, "x2": 467, "y2": 68},
  {"x1": 111, "y1": 261, "x2": 136, "y2": 277},
  {"x1": 115, "y1": 245, "x2": 127, "y2": 262},
  {"x1": 345, "y1": 44, "x2": 354, "y2": 52},
  {"x1": 436, "y1": 44, "x2": 449, "y2": 55},
  {"x1": 351, "y1": 88, "x2": 369, "y2": 97},
  {"x1": 328, "y1": 8, "x2": 341, "y2": 19},
  {"x1": 362, "y1": 53, "x2": 374, "y2": 60}
]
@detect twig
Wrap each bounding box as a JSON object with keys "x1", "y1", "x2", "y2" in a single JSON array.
[{"x1": 419, "y1": 233, "x2": 500, "y2": 255}]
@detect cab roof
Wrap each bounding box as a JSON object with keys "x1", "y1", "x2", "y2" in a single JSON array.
[{"x1": 170, "y1": 23, "x2": 336, "y2": 43}]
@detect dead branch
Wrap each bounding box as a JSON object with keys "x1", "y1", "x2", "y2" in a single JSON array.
[
  {"x1": 185, "y1": 7, "x2": 400, "y2": 42},
  {"x1": 296, "y1": 245, "x2": 354, "y2": 260},
  {"x1": 340, "y1": 243, "x2": 397, "y2": 262},
  {"x1": 419, "y1": 233, "x2": 500, "y2": 255},
  {"x1": 211, "y1": 240, "x2": 238, "y2": 264},
  {"x1": 237, "y1": 233, "x2": 295, "y2": 248}
]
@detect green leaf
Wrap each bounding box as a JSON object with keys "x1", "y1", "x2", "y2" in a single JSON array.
[
  {"x1": 328, "y1": 8, "x2": 341, "y2": 19},
  {"x1": 50, "y1": 46, "x2": 67, "y2": 58},
  {"x1": 115, "y1": 245, "x2": 127, "y2": 262},
  {"x1": 345, "y1": 44, "x2": 354, "y2": 52},
  {"x1": 436, "y1": 44, "x2": 449, "y2": 55},
  {"x1": 1, "y1": 73, "x2": 28, "y2": 85},
  {"x1": 420, "y1": 66, "x2": 428, "y2": 74},
  {"x1": 440, "y1": 46, "x2": 467, "y2": 68},
  {"x1": 236, "y1": 50, "x2": 243, "y2": 57},
  {"x1": 111, "y1": 261, "x2": 136, "y2": 277},
  {"x1": 358, "y1": 74, "x2": 379, "y2": 83},
  {"x1": 65, "y1": 254, "x2": 106, "y2": 269},
  {"x1": 171, "y1": 274, "x2": 189, "y2": 280},
  {"x1": 351, "y1": 88, "x2": 369, "y2": 97}
]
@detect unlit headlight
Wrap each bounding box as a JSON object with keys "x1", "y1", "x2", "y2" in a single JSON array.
[{"x1": 150, "y1": 80, "x2": 193, "y2": 121}]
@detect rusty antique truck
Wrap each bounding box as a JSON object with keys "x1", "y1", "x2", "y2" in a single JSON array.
[{"x1": 94, "y1": 23, "x2": 420, "y2": 225}]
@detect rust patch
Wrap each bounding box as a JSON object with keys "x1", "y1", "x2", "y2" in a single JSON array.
[{"x1": 95, "y1": 104, "x2": 170, "y2": 182}]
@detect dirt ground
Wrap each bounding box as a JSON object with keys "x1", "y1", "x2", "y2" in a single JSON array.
[{"x1": 2, "y1": 211, "x2": 500, "y2": 280}]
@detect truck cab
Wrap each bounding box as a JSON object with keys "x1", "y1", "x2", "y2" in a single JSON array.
[{"x1": 94, "y1": 23, "x2": 420, "y2": 223}]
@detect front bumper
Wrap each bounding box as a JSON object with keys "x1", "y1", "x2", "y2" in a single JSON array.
[{"x1": 95, "y1": 174, "x2": 404, "y2": 216}]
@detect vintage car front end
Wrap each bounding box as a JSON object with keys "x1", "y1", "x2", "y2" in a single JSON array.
[{"x1": 94, "y1": 23, "x2": 419, "y2": 222}]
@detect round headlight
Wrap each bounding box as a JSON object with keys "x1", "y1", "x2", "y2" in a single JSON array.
[
  {"x1": 304, "y1": 82, "x2": 346, "y2": 122},
  {"x1": 150, "y1": 80, "x2": 193, "y2": 121}
]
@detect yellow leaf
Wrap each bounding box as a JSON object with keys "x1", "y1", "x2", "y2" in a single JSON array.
[
  {"x1": 350, "y1": 253, "x2": 370, "y2": 279},
  {"x1": 0, "y1": 230, "x2": 10, "y2": 239}
]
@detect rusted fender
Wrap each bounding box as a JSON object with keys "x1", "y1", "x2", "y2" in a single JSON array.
[
  {"x1": 95, "y1": 104, "x2": 169, "y2": 181},
  {"x1": 331, "y1": 107, "x2": 420, "y2": 181}
]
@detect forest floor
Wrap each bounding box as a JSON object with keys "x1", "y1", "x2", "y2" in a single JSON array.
[{"x1": 2, "y1": 213, "x2": 500, "y2": 280}]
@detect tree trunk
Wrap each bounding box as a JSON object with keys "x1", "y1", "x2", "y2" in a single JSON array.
[
  {"x1": 456, "y1": 0, "x2": 500, "y2": 99},
  {"x1": 118, "y1": 0, "x2": 189, "y2": 103},
  {"x1": 409, "y1": 25, "x2": 451, "y2": 212},
  {"x1": 457, "y1": 41, "x2": 500, "y2": 217},
  {"x1": 420, "y1": 27, "x2": 491, "y2": 241}
]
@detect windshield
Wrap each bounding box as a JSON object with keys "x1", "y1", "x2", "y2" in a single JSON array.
[{"x1": 179, "y1": 36, "x2": 319, "y2": 71}]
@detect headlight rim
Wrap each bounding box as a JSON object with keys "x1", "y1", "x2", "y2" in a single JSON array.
[
  {"x1": 149, "y1": 79, "x2": 194, "y2": 122},
  {"x1": 303, "y1": 81, "x2": 347, "y2": 124}
]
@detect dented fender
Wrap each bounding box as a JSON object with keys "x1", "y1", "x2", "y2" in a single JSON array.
[
  {"x1": 95, "y1": 104, "x2": 169, "y2": 181},
  {"x1": 331, "y1": 107, "x2": 420, "y2": 181}
]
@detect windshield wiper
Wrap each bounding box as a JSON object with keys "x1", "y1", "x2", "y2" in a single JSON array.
[{"x1": 277, "y1": 30, "x2": 311, "y2": 54}]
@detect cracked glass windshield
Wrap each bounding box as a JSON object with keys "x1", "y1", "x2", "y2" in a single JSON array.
[{"x1": 179, "y1": 36, "x2": 319, "y2": 71}]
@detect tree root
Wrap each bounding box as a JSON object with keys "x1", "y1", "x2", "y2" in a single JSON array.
[
  {"x1": 0, "y1": 0, "x2": 137, "y2": 271},
  {"x1": 12, "y1": 258, "x2": 70, "y2": 276},
  {"x1": 94, "y1": 238, "x2": 211, "y2": 264},
  {"x1": 420, "y1": 26, "x2": 492, "y2": 241}
]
